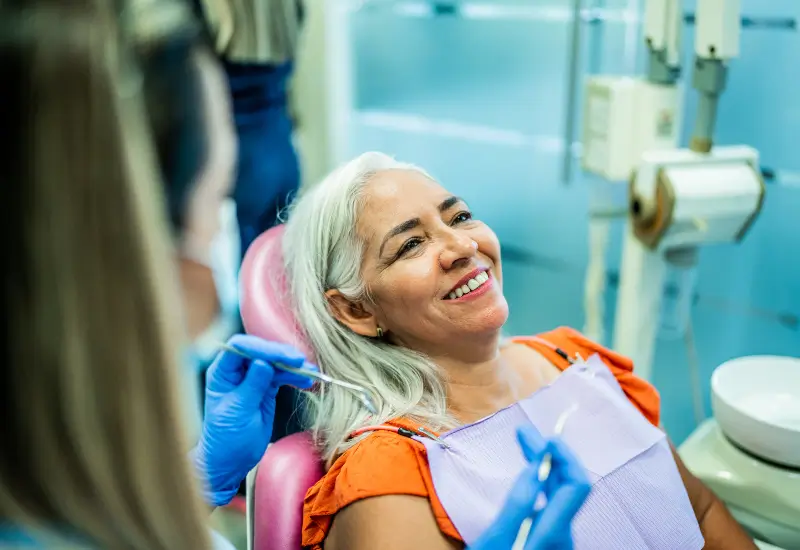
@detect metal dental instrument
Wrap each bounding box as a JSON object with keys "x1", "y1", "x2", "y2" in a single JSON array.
[
  {"x1": 536, "y1": 404, "x2": 580, "y2": 492},
  {"x1": 512, "y1": 403, "x2": 580, "y2": 550},
  {"x1": 217, "y1": 343, "x2": 379, "y2": 415}
]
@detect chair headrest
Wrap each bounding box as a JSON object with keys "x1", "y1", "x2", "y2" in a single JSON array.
[{"x1": 239, "y1": 224, "x2": 314, "y2": 360}]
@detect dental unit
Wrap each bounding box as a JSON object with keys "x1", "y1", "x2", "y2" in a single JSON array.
[{"x1": 581, "y1": 2, "x2": 799, "y2": 548}]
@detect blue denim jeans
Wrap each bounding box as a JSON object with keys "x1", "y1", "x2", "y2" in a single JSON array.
[{"x1": 225, "y1": 60, "x2": 300, "y2": 259}]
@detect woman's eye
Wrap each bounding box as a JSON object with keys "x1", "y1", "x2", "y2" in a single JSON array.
[
  {"x1": 452, "y1": 211, "x2": 472, "y2": 225},
  {"x1": 398, "y1": 238, "x2": 423, "y2": 257}
]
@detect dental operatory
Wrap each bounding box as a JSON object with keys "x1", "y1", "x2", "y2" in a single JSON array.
[{"x1": 2, "y1": 0, "x2": 799, "y2": 548}]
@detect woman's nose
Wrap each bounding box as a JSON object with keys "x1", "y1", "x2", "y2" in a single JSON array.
[{"x1": 439, "y1": 233, "x2": 478, "y2": 270}]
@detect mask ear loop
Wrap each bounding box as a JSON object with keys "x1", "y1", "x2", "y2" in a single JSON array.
[{"x1": 178, "y1": 237, "x2": 215, "y2": 269}]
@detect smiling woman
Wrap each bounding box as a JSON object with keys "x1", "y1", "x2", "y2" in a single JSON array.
[
  {"x1": 324, "y1": 169, "x2": 509, "y2": 358},
  {"x1": 280, "y1": 152, "x2": 757, "y2": 550}
]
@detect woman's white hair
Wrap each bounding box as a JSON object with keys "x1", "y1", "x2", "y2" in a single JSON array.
[{"x1": 283, "y1": 152, "x2": 458, "y2": 462}]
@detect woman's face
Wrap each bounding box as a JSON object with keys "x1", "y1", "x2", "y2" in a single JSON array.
[
  {"x1": 332, "y1": 169, "x2": 508, "y2": 357},
  {"x1": 177, "y1": 49, "x2": 237, "y2": 338}
]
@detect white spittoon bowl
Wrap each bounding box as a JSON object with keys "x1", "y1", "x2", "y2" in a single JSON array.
[{"x1": 711, "y1": 355, "x2": 800, "y2": 469}]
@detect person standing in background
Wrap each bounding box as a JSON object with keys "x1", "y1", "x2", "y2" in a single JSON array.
[{"x1": 194, "y1": 0, "x2": 305, "y2": 443}]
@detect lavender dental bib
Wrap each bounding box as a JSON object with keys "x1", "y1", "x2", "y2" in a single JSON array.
[{"x1": 416, "y1": 355, "x2": 704, "y2": 549}]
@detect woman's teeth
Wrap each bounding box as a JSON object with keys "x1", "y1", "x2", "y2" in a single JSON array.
[{"x1": 448, "y1": 271, "x2": 490, "y2": 300}]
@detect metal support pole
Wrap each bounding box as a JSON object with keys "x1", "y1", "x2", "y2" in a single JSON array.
[{"x1": 561, "y1": 0, "x2": 584, "y2": 184}]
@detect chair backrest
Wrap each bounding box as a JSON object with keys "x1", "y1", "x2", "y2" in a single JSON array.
[
  {"x1": 239, "y1": 224, "x2": 314, "y2": 360},
  {"x1": 239, "y1": 225, "x2": 323, "y2": 550},
  {"x1": 250, "y1": 433, "x2": 324, "y2": 550}
]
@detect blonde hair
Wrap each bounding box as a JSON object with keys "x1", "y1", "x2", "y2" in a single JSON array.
[
  {"x1": 0, "y1": 3, "x2": 211, "y2": 549},
  {"x1": 283, "y1": 152, "x2": 459, "y2": 463}
]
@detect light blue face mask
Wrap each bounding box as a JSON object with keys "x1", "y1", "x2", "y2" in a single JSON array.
[
  {"x1": 190, "y1": 199, "x2": 242, "y2": 359},
  {"x1": 180, "y1": 199, "x2": 243, "y2": 444}
]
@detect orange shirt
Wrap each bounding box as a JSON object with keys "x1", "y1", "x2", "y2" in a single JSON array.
[{"x1": 302, "y1": 327, "x2": 661, "y2": 548}]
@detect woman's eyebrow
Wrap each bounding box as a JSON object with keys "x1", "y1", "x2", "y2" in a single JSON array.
[
  {"x1": 438, "y1": 196, "x2": 464, "y2": 211},
  {"x1": 379, "y1": 218, "x2": 420, "y2": 256},
  {"x1": 377, "y1": 196, "x2": 467, "y2": 256}
]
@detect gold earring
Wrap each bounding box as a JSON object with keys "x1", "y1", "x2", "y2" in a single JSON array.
[{"x1": 376, "y1": 327, "x2": 383, "y2": 338}]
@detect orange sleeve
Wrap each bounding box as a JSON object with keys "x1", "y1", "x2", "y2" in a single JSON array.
[
  {"x1": 301, "y1": 420, "x2": 462, "y2": 549},
  {"x1": 514, "y1": 326, "x2": 661, "y2": 427}
]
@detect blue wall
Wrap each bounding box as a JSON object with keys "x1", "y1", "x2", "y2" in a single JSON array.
[{"x1": 339, "y1": 0, "x2": 799, "y2": 443}]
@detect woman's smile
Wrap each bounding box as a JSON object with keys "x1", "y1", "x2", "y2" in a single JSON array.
[{"x1": 443, "y1": 269, "x2": 494, "y2": 301}]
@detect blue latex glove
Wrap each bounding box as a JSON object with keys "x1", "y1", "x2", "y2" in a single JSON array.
[
  {"x1": 470, "y1": 426, "x2": 591, "y2": 550},
  {"x1": 192, "y1": 334, "x2": 317, "y2": 507}
]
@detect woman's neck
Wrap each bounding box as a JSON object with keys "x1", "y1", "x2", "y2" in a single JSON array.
[{"x1": 433, "y1": 342, "x2": 525, "y2": 424}]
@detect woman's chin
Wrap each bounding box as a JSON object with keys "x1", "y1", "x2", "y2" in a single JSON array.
[
  {"x1": 486, "y1": 305, "x2": 510, "y2": 333},
  {"x1": 454, "y1": 300, "x2": 509, "y2": 336}
]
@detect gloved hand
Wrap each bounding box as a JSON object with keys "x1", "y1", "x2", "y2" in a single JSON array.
[
  {"x1": 191, "y1": 334, "x2": 317, "y2": 507},
  {"x1": 469, "y1": 426, "x2": 591, "y2": 550}
]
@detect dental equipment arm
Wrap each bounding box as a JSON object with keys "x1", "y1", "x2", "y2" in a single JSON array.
[
  {"x1": 192, "y1": 334, "x2": 317, "y2": 507},
  {"x1": 644, "y1": 0, "x2": 683, "y2": 84},
  {"x1": 689, "y1": 0, "x2": 740, "y2": 154},
  {"x1": 612, "y1": 0, "x2": 765, "y2": 381},
  {"x1": 642, "y1": 0, "x2": 741, "y2": 155},
  {"x1": 581, "y1": 0, "x2": 683, "y2": 343},
  {"x1": 670, "y1": 443, "x2": 758, "y2": 549}
]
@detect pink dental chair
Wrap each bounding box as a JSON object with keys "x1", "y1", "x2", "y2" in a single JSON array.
[{"x1": 239, "y1": 224, "x2": 324, "y2": 550}]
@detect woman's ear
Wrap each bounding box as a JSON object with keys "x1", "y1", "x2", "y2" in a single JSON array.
[{"x1": 326, "y1": 289, "x2": 379, "y2": 338}]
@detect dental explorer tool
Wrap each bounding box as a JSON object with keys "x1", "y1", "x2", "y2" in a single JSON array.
[{"x1": 217, "y1": 343, "x2": 379, "y2": 415}]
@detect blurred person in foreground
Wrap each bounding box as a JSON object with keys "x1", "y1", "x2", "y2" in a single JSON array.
[
  {"x1": 0, "y1": 1, "x2": 313, "y2": 547},
  {"x1": 0, "y1": 2, "x2": 218, "y2": 547}
]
